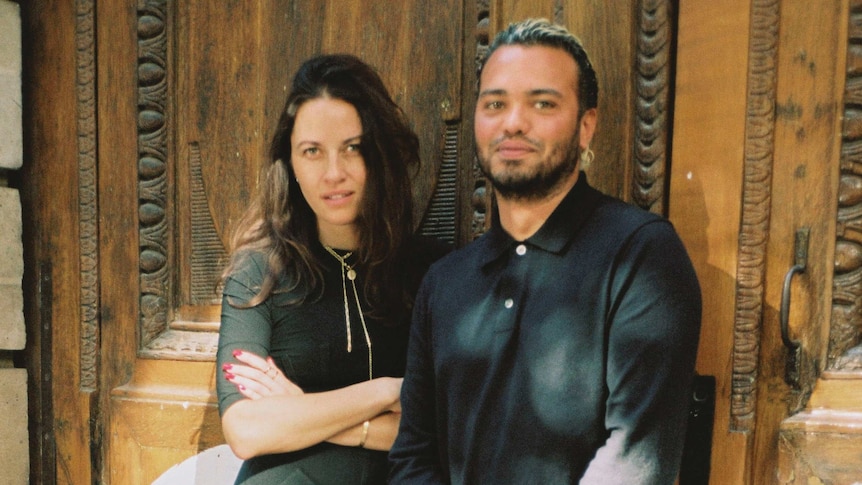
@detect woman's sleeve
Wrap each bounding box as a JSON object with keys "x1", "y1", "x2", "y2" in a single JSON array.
[{"x1": 216, "y1": 254, "x2": 273, "y2": 416}]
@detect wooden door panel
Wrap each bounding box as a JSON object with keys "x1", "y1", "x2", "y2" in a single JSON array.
[
  {"x1": 174, "y1": 0, "x2": 464, "y2": 316},
  {"x1": 672, "y1": 2, "x2": 752, "y2": 482},
  {"x1": 109, "y1": 1, "x2": 468, "y2": 482},
  {"x1": 179, "y1": 1, "x2": 267, "y2": 249}
]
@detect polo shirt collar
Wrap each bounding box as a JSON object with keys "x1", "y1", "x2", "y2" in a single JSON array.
[{"x1": 481, "y1": 172, "x2": 601, "y2": 266}]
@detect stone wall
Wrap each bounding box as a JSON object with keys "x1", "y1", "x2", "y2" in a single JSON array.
[{"x1": 0, "y1": 1, "x2": 28, "y2": 484}]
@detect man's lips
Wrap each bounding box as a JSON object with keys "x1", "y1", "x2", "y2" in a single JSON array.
[{"x1": 495, "y1": 140, "x2": 535, "y2": 157}]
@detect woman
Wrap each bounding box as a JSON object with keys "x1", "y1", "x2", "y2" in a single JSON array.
[{"x1": 216, "y1": 54, "x2": 447, "y2": 484}]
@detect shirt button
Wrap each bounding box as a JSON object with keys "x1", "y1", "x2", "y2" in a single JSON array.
[
  {"x1": 516, "y1": 244, "x2": 527, "y2": 256},
  {"x1": 504, "y1": 298, "x2": 514, "y2": 309}
]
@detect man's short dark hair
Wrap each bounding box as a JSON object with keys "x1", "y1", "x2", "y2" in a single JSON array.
[{"x1": 479, "y1": 18, "x2": 599, "y2": 113}]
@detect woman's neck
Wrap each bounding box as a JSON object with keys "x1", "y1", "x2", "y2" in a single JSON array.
[{"x1": 318, "y1": 226, "x2": 359, "y2": 251}]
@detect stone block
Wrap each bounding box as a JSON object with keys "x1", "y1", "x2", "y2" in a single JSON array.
[
  {"x1": 0, "y1": 369, "x2": 28, "y2": 485},
  {"x1": 0, "y1": 187, "x2": 23, "y2": 350},
  {"x1": 0, "y1": 0, "x2": 22, "y2": 170}
]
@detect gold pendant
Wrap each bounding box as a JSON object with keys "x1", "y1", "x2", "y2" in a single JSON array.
[{"x1": 347, "y1": 269, "x2": 357, "y2": 281}]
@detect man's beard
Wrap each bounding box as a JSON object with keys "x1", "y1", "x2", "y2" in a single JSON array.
[{"x1": 477, "y1": 130, "x2": 581, "y2": 202}]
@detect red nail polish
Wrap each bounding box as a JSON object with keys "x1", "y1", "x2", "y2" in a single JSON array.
[
  {"x1": 225, "y1": 373, "x2": 235, "y2": 380},
  {"x1": 232, "y1": 349, "x2": 243, "y2": 357},
  {"x1": 222, "y1": 363, "x2": 233, "y2": 371},
  {"x1": 239, "y1": 385, "x2": 246, "y2": 391}
]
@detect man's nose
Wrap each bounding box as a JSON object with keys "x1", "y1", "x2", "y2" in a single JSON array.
[{"x1": 502, "y1": 104, "x2": 529, "y2": 135}]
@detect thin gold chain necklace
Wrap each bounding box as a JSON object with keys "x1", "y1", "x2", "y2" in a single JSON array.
[{"x1": 323, "y1": 245, "x2": 373, "y2": 381}]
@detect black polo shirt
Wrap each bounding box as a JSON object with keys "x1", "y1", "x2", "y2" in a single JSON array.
[{"x1": 390, "y1": 173, "x2": 702, "y2": 484}]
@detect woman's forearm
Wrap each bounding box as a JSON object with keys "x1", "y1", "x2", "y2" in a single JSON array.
[
  {"x1": 222, "y1": 377, "x2": 401, "y2": 459},
  {"x1": 325, "y1": 411, "x2": 401, "y2": 451}
]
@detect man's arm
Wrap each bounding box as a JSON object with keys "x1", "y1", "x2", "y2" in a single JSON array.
[
  {"x1": 389, "y1": 278, "x2": 448, "y2": 484},
  {"x1": 580, "y1": 221, "x2": 702, "y2": 485}
]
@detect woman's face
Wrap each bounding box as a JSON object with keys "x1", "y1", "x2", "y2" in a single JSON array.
[{"x1": 291, "y1": 97, "x2": 367, "y2": 249}]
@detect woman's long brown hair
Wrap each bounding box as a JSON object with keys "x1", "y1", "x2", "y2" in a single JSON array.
[{"x1": 221, "y1": 54, "x2": 421, "y2": 326}]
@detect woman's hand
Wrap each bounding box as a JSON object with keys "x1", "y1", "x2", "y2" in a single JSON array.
[{"x1": 223, "y1": 349, "x2": 303, "y2": 400}]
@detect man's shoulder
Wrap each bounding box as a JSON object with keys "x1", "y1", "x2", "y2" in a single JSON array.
[
  {"x1": 590, "y1": 191, "x2": 670, "y2": 234},
  {"x1": 424, "y1": 233, "x2": 490, "y2": 276}
]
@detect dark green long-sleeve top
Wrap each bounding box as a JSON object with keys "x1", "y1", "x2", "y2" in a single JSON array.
[
  {"x1": 218, "y1": 239, "x2": 446, "y2": 484},
  {"x1": 390, "y1": 174, "x2": 703, "y2": 484}
]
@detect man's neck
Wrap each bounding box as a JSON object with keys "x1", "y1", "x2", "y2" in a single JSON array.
[{"x1": 496, "y1": 172, "x2": 578, "y2": 241}]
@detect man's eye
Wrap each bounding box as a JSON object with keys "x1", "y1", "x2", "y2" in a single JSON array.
[
  {"x1": 484, "y1": 100, "x2": 504, "y2": 110},
  {"x1": 535, "y1": 100, "x2": 556, "y2": 109}
]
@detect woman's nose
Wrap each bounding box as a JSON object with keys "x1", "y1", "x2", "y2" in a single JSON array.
[{"x1": 323, "y1": 155, "x2": 346, "y2": 181}]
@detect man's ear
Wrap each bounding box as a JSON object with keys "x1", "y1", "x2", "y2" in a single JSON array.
[{"x1": 579, "y1": 108, "x2": 598, "y2": 149}]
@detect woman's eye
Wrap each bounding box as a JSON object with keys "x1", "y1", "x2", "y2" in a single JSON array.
[
  {"x1": 346, "y1": 143, "x2": 362, "y2": 153},
  {"x1": 303, "y1": 147, "x2": 320, "y2": 156}
]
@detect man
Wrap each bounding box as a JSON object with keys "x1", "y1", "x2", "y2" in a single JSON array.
[{"x1": 389, "y1": 18, "x2": 702, "y2": 484}]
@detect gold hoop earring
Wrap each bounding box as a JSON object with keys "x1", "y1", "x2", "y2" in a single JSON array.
[{"x1": 580, "y1": 147, "x2": 594, "y2": 166}]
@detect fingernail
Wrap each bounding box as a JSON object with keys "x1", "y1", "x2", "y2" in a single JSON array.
[
  {"x1": 238, "y1": 385, "x2": 246, "y2": 391},
  {"x1": 225, "y1": 373, "x2": 235, "y2": 380},
  {"x1": 232, "y1": 350, "x2": 243, "y2": 357},
  {"x1": 222, "y1": 363, "x2": 233, "y2": 371}
]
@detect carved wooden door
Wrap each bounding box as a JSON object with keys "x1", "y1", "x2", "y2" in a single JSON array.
[
  {"x1": 672, "y1": 1, "x2": 862, "y2": 483},
  {"x1": 96, "y1": 1, "x2": 654, "y2": 482},
  {"x1": 22, "y1": 1, "x2": 754, "y2": 484}
]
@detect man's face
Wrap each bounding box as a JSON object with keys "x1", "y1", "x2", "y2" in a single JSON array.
[{"x1": 474, "y1": 45, "x2": 596, "y2": 201}]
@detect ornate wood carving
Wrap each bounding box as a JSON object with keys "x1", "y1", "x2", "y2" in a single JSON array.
[
  {"x1": 471, "y1": 0, "x2": 492, "y2": 240},
  {"x1": 729, "y1": 0, "x2": 780, "y2": 432},
  {"x1": 189, "y1": 142, "x2": 226, "y2": 305},
  {"x1": 830, "y1": 0, "x2": 862, "y2": 371},
  {"x1": 632, "y1": 0, "x2": 673, "y2": 215},
  {"x1": 419, "y1": 126, "x2": 459, "y2": 244},
  {"x1": 77, "y1": 0, "x2": 98, "y2": 391},
  {"x1": 553, "y1": 0, "x2": 564, "y2": 24},
  {"x1": 137, "y1": 0, "x2": 170, "y2": 349}
]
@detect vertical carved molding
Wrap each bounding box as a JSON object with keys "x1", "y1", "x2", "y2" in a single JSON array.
[
  {"x1": 632, "y1": 0, "x2": 673, "y2": 214},
  {"x1": 730, "y1": 0, "x2": 780, "y2": 432},
  {"x1": 76, "y1": 0, "x2": 98, "y2": 391},
  {"x1": 471, "y1": 0, "x2": 492, "y2": 240},
  {"x1": 137, "y1": 0, "x2": 170, "y2": 347},
  {"x1": 830, "y1": 0, "x2": 862, "y2": 371}
]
